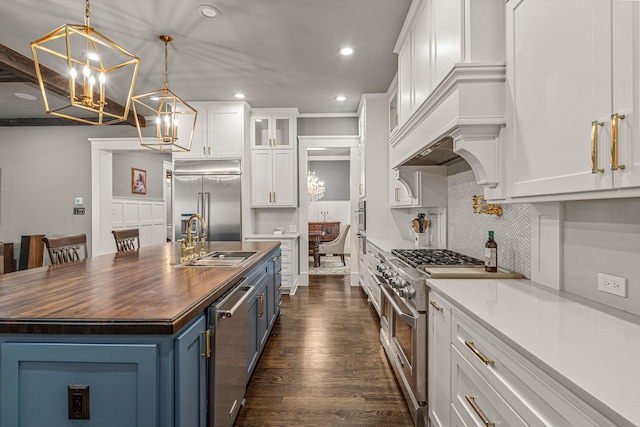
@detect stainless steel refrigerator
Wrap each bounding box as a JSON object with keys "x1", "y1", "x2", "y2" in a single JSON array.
[{"x1": 173, "y1": 160, "x2": 242, "y2": 242}]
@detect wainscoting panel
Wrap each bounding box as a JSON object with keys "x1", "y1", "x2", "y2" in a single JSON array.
[{"x1": 112, "y1": 198, "x2": 166, "y2": 249}]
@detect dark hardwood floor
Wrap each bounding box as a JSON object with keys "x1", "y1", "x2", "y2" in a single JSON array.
[{"x1": 234, "y1": 275, "x2": 414, "y2": 426}]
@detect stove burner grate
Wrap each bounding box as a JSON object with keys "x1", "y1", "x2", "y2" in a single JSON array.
[{"x1": 391, "y1": 248, "x2": 484, "y2": 268}]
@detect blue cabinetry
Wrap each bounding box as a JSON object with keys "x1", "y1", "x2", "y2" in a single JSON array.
[
  {"x1": 1, "y1": 341, "x2": 160, "y2": 426},
  {"x1": 175, "y1": 314, "x2": 207, "y2": 427},
  {"x1": 246, "y1": 249, "x2": 282, "y2": 383},
  {"x1": 0, "y1": 314, "x2": 207, "y2": 427}
]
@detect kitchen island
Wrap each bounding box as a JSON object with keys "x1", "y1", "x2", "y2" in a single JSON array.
[{"x1": 0, "y1": 240, "x2": 280, "y2": 427}]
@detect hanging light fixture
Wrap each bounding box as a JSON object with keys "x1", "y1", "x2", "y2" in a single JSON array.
[
  {"x1": 132, "y1": 35, "x2": 197, "y2": 152},
  {"x1": 30, "y1": 0, "x2": 140, "y2": 125},
  {"x1": 307, "y1": 170, "x2": 326, "y2": 204}
]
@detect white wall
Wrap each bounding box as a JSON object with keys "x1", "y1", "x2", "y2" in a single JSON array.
[{"x1": 0, "y1": 125, "x2": 137, "y2": 258}]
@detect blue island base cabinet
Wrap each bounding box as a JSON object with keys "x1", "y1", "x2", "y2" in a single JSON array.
[{"x1": 0, "y1": 314, "x2": 207, "y2": 427}]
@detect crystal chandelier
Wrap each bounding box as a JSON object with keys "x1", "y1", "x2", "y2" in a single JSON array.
[
  {"x1": 132, "y1": 35, "x2": 197, "y2": 152},
  {"x1": 307, "y1": 171, "x2": 325, "y2": 204},
  {"x1": 30, "y1": 0, "x2": 140, "y2": 125}
]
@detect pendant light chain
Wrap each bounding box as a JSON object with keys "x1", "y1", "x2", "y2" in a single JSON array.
[
  {"x1": 163, "y1": 38, "x2": 169, "y2": 90},
  {"x1": 85, "y1": 0, "x2": 91, "y2": 28}
]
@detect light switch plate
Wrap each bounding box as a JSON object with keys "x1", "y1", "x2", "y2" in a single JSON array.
[{"x1": 289, "y1": 225, "x2": 297, "y2": 233}]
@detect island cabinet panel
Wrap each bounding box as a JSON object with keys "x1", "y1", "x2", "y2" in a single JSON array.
[
  {"x1": 0, "y1": 341, "x2": 159, "y2": 427},
  {"x1": 175, "y1": 314, "x2": 207, "y2": 427}
]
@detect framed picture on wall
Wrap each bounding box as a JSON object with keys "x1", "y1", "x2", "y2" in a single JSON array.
[{"x1": 132, "y1": 168, "x2": 147, "y2": 195}]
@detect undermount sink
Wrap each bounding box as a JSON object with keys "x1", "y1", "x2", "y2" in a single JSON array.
[{"x1": 180, "y1": 251, "x2": 258, "y2": 267}]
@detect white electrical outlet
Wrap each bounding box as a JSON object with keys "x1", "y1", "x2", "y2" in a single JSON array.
[
  {"x1": 597, "y1": 273, "x2": 627, "y2": 297},
  {"x1": 289, "y1": 225, "x2": 297, "y2": 233}
]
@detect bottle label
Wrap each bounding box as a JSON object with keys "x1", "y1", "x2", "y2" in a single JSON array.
[{"x1": 485, "y1": 248, "x2": 497, "y2": 268}]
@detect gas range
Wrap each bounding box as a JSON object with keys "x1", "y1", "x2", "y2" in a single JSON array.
[
  {"x1": 375, "y1": 255, "x2": 428, "y2": 312},
  {"x1": 391, "y1": 248, "x2": 484, "y2": 268}
]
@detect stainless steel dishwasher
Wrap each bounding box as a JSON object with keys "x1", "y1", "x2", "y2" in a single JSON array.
[{"x1": 208, "y1": 278, "x2": 253, "y2": 427}]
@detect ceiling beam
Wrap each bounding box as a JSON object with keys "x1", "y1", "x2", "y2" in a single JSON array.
[
  {"x1": 0, "y1": 118, "x2": 132, "y2": 127},
  {"x1": 0, "y1": 44, "x2": 144, "y2": 127}
]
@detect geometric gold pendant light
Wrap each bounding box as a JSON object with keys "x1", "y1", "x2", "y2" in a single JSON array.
[
  {"x1": 30, "y1": 0, "x2": 140, "y2": 125},
  {"x1": 132, "y1": 35, "x2": 197, "y2": 152}
]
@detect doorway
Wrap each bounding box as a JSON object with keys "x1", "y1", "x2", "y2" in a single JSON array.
[{"x1": 298, "y1": 136, "x2": 359, "y2": 287}]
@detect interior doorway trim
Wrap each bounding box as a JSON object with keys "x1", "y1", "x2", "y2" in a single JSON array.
[
  {"x1": 89, "y1": 137, "x2": 158, "y2": 256},
  {"x1": 298, "y1": 135, "x2": 359, "y2": 287}
]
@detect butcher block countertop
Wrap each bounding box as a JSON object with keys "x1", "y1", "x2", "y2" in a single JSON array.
[{"x1": 0, "y1": 241, "x2": 279, "y2": 335}]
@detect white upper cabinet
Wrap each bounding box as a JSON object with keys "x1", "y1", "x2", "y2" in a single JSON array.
[
  {"x1": 394, "y1": 0, "x2": 464, "y2": 128},
  {"x1": 507, "y1": 0, "x2": 640, "y2": 199},
  {"x1": 173, "y1": 102, "x2": 246, "y2": 160},
  {"x1": 250, "y1": 111, "x2": 295, "y2": 150},
  {"x1": 250, "y1": 150, "x2": 296, "y2": 207},
  {"x1": 249, "y1": 108, "x2": 298, "y2": 208}
]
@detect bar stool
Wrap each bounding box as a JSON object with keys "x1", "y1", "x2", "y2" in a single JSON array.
[
  {"x1": 112, "y1": 229, "x2": 140, "y2": 252},
  {"x1": 42, "y1": 234, "x2": 88, "y2": 265}
]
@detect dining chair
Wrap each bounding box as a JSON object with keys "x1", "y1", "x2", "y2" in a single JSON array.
[
  {"x1": 112, "y1": 229, "x2": 140, "y2": 252},
  {"x1": 42, "y1": 233, "x2": 88, "y2": 265},
  {"x1": 318, "y1": 224, "x2": 350, "y2": 266}
]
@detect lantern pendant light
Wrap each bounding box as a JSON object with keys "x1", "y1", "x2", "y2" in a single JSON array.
[
  {"x1": 30, "y1": 0, "x2": 140, "y2": 125},
  {"x1": 132, "y1": 35, "x2": 197, "y2": 152}
]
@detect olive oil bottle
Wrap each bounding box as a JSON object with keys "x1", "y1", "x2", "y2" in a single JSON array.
[{"x1": 484, "y1": 231, "x2": 497, "y2": 272}]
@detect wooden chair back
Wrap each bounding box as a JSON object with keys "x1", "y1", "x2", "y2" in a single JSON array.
[
  {"x1": 112, "y1": 229, "x2": 140, "y2": 252},
  {"x1": 42, "y1": 234, "x2": 88, "y2": 265}
]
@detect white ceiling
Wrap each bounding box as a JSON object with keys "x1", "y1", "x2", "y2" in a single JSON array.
[{"x1": 0, "y1": 0, "x2": 412, "y2": 120}]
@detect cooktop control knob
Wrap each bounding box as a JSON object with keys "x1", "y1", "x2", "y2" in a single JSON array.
[
  {"x1": 399, "y1": 287, "x2": 416, "y2": 299},
  {"x1": 395, "y1": 277, "x2": 407, "y2": 288}
]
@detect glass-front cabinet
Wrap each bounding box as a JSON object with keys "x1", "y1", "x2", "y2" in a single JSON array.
[{"x1": 251, "y1": 114, "x2": 294, "y2": 149}]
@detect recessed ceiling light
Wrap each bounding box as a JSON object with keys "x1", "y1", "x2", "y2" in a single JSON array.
[
  {"x1": 234, "y1": 93, "x2": 246, "y2": 99},
  {"x1": 197, "y1": 5, "x2": 220, "y2": 19},
  {"x1": 334, "y1": 95, "x2": 346, "y2": 102},
  {"x1": 339, "y1": 47, "x2": 354, "y2": 56},
  {"x1": 14, "y1": 92, "x2": 38, "y2": 101}
]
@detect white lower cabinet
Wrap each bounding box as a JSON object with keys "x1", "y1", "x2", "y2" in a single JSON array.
[
  {"x1": 427, "y1": 293, "x2": 451, "y2": 427},
  {"x1": 429, "y1": 289, "x2": 617, "y2": 427},
  {"x1": 244, "y1": 235, "x2": 298, "y2": 294}
]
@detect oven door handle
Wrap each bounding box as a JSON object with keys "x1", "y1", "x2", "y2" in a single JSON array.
[{"x1": 380, "y1": 285, "x2": 418, "y2": 328}]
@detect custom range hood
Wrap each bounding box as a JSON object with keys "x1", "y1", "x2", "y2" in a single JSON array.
[{"x1": 389, "y1": 0, "x2": 507, "y2": 200}]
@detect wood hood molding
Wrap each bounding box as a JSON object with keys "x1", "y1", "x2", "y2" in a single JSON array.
[{"x1": 390, "y1": 63, "x2": 506, "y2": 191}]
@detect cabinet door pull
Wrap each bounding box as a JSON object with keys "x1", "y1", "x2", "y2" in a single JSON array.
[
  {"x1": 464, "y1": 340, "x2": 494, "y2": 365},
  {"x1": 203, "y1": 146, "x2": 206, "y2": 155},
  {"x1": 465, "y1": 395, "x2": 495, "y2": 427},
  {"x1": 273, "y1": 192, "x2": 276, "y2": 203},
  {"x1": 591, "y1": 120, "x2": 604, "y2": 174},
  {"x1": 201, "y1": 329, "x2": 211, "y2": 358},
  {"x1": 429, "y1": 300, "x2": 443, "y2": 312},
  {"x1": 258, "y1": 293, "x2": 265, "y2": 317},
  {"x1": 395, "y1": 187, "x2": 399, "y2": 202},
  {"x1": 611, "y1": 113, "x2": 626, "y2": 171}
]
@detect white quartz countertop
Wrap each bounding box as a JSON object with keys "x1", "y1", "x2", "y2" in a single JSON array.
[
  {"x1": 427, "y1": 278, "x2": 640, "y2": 427},
  {"x1": 366, "y1": 237, "x2": 416, "y2": 253}
]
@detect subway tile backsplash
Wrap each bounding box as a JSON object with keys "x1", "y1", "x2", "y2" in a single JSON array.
[{"x1": 447, "y1": 161, "x2": 531, "y2": 278}]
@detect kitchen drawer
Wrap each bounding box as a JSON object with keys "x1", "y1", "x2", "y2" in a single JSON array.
[
  {"x1": 280, "y1": 250, "x2": 291, "y2": 265},
  {"x1": 278, "y1": 240, "x2": 291, "y2": 251},
  {"x1": 452, "y1": 311, "x2": 615, "y2": 427},
  {"x1": 452, "y1": 345, "x2": 525, "y2": 426},
  {"x1": 452, "y1": 345, "x2": 526, "y2": 427},
  {"x1": 281, "y1": 263, "x2": 291, "y2": 276},
  {"x1": 450, "y1": 403, "x2": 467, "y2": 427}
]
